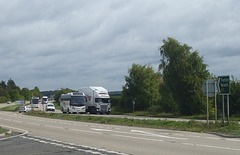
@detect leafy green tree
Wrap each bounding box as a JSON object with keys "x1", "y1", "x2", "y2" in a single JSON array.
[
  {"x1": 122, "y1": 64, "x2": 161, "y2": 112},
  {"x1": 9, "y1": 89, "x2": 21, "y2": 101},
  {"x1": 159, "y1": 37, "x2": 209, "y2": 115},
  {"x1": 0, "y1": 88, "x2": 10, "y2": 103},
  {"x1": 21, "y1": 88, "x2": 32, "y2": 100},
  {"x1": 229, "y1": 76, "x2": 240, "y2": 115},
  {"x1": 159, "y1": 82, "x2": 178, "y2": 113},
  {"x1": 0, "y1": 81, "x2": 7, "y2": 89},
  {"x1": 31, "y1": 86, "x2": 42, "y2": 98},
  {"x1": 7, "y1": 78, "x2": 20, "y2": 91}
]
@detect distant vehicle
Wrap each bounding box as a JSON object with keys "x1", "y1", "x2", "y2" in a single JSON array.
[
  {"x1": 7, "y1": 101, "x2": 11, "y2": 104},
  {"x1": 78, "y1": 86, "x2": 111, "y2": 114},
  {"x1": 42, "y1": 96, "x2": 48, "y2": 104},
  {"x1": 45, "y1": 103, "x2": 55, "y2": 111},
  {"x1": 15, "y1": 99, "x2": 25, "y2": 105},
  {"x1": 60, "y1": 92, "x2": 86, "y2": 114},
  {"x1": 31, "y1": 97, "x2": 39, "y2": 108},
  {"x1": 19, "y1": 106, "x2": 32, "y2": 113}
]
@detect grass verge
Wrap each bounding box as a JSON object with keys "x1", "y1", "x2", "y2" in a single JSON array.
[
  {"x1": 0, "y1": 104, "x2": 21, "y2": 112},
  {"x1": 0, "y1": 126, "x2": 8, "y2": 134},
  {"x1": 26, "y1": 111, "x2": 240, "y2": 136}
]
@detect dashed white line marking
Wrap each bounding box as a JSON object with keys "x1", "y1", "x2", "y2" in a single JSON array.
[
  {"x1": 114, "y1": 134, "x2": 164, "y2": 142},
  {"x1": 69, "y1": 128, "x2": 102, "y2": 134},
  {"x1": 44, "y1": 125, "x2": 64, "y2": 129},
  {"x1": 131, "y1": 130, "x2": 188, "y2": 140}
]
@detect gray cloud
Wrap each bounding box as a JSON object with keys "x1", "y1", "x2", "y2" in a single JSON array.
[{"x1": 0, "y1": 0, "x2": 239, "y2": 91}]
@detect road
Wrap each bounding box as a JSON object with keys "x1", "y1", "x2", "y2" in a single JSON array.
[
  {"x1": 1, "y1": 109, "x2": 240, "y2": 155},
  {"x1": 0, "y1": 111, "x2": 240, "y2": 155}
]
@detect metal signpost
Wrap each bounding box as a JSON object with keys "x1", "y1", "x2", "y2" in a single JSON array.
[
  {"x1": 202, "y1": 79, "x2": 217, "y2": 125},
  {"x1": 202, "y1": 76, "x2": 230, "y2": 125},
  {"x1": 218, "y1": 76, "x2": 230, "y2": 125},
  {"x1": 132, "y1": 101, "x2": 135, "y2": 113}
]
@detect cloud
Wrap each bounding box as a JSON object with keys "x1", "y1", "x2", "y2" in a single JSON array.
[{"x1": 0, "y1": 0, "x2": 239, "y2": 91}]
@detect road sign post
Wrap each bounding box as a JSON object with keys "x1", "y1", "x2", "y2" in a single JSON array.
[
  {"x1": 202, "y1": 79, "x2": 217, "y2": 125},
  {"x1": 218, "y1": 76, "x2": 230, "y2": 125}
]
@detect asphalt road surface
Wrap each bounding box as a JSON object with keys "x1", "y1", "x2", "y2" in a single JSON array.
[
  {"x1": 1, "y1": 105, "x2": 240, "y2": 154},
  {"x1": 0, "y1": 133, "x2": 123, "y2": 155}
]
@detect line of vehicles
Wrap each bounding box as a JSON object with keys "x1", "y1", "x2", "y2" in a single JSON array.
[
  {"x1": 60, "y1": 86, "x2": 111, "y2": 114},
  {"x1": 18, "y1": 86, "x2": 111, "y2": 115},
  {"x1": 19, "y1": 95, "x2": 55, "y2": 113}
]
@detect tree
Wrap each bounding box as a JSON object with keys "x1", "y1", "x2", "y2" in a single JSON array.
[
  {"x1": 21, "y1": 88, "x2": 32, "y2": 100},
  {"x1": 229, "y1": 76, "x2": 240, "y2": 115},
  {"x1": 7, "y1": 78, "x2": 20, "y2": 91},
  {"x1": 0, "y1": 88, "x2": 10, "y2": 103},
  {"x1": 31, "y1": 86, "x2": 42, "y2": 98},
  {"x1": 9, "y1": 89, "x2": 21, "y2": 101},
  {"x1": 0, "y1": 81, "x2": 7, "y2": 89},
  {"x1": 159, "y1": 37, "x2": 209, "y2": 115},
  {"x1": 122, "y1": 64, "x2": 161, "y2": 112}
]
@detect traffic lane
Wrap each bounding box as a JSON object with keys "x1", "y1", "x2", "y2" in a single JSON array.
[
  {"x1": 1, "y1": 111, "x2": 240, "y2": 155},
  {"x1": 0, "y1": 103, "x2": 11, "y2": 108},
  {"x1": 0, "y1": 134, "x2": 117, "y2": 155},
  {"x1": 2, "y1": 111, "x2": 240, "y2": 154}
]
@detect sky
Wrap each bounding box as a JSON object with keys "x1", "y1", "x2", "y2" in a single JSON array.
[{"x1": 0, "y1": 0, "x2": 239, "y2": 91}]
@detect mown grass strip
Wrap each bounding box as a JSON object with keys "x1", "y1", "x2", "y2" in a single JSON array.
[
  {"x1": 0, "y1": 126, "x2": 8, "y2": 134},
  {"x1": 26, "y1": 111, "x2": 240, "y2": 136},
  {"x1": 0, "y1": 104, "x2": 21, "y2": 112}
]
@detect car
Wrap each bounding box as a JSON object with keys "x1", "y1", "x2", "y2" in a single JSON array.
[
  {"x1": 45, "y1": 103, "x2": 55, "y2": 111},
  {"x1": 19, "y1": 106, "x2": 32, "y2": 113},
  {"x1": 7, "y1": 101, "x2": 11, "y2": 104}
]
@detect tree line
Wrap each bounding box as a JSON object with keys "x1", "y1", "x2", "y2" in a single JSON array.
[
  {"x1": 0, "y1": 78, "x2": 42, "y2": 103},
  {"x1": 1, "y1": 38, "x2": 240, "y2": 117},
  {"x1": 116, "y1": 38, "x2": 240, "y2": 117}
]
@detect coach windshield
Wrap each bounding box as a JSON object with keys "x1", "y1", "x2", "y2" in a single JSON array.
[{"x1": 71, "y1": 96, "x2": 85, "y2": 106}]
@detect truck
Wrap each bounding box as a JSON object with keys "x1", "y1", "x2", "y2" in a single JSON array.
[
  {"x1": 78, "y1": 86, "x2": 111, "y2": 114},
  {"x1": 31, "y1": 96, "x2": 39, "y2": 108},
  {"x1": 42, "y1": 96, "x2": 48, "y2": 104},
  {"x1": 60, "y1": 92, "x2": 86, "y2": 114}
]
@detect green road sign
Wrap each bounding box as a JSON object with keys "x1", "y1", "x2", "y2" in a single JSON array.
[{"x1": 218, "y1": 76, "x2": 230, "y2": 95}]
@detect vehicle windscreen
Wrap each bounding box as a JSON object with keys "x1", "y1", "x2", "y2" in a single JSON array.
[
  {"x1": 32, "y1": 99, "x2": 39, "y2": 104},
  {"x1": 71, "y1": 96, "x2": 85, "y2": 106},
  {"x1": 43, "y1": 98, "x2": 47, "y2": 101},
  {"x1": 95, "y1": 98, "x2": 111, "y2": 103}
]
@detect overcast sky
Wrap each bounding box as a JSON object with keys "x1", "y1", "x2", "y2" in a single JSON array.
[{"x1": 0, "y1": 0, "x2": 239, "y2": 91}]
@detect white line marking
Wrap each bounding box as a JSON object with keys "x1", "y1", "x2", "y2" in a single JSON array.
[
  {"x1": 196, "y1": 144, "x2": 240, "y2": 151},
  {"x1": 26, "y1": 122, "x2": 41, "y2": 126},
  {"x1": 131, "y1": 130, "x2": 188, "y2": 140},
  {"x1": 12, "y1": 120, "x2": 23, "y2": 123},
  {"x1": 69, "y1": 128, "x2": 102, "y2": 134},
  {"x1": 22, "y1": 135, "x2": 128, "y2": 155},
  {"x1": 0, "y1": 125, "x2": 28, "y2": 141},
  {"x1": 44, "y1": 125, "x2": 64, "y2": 129},
  {"x1": 114, "y1": 134, "x2": 164, "y2": 142}
]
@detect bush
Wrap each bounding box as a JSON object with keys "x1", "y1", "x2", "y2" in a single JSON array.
[
  {"x1": 0, "y1": 96, "x2": 8, "y2": 103},
  {"x1": 147, "y1": 105, "x2": 162, "y2": 114}
]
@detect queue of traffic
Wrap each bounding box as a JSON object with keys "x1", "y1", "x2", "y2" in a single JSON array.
[
  {"x1": 17, "y1": 86, "x2": 111, "y2": 115},
  {"x1": 60, "y1": 86, "x2": 111, "y2": 114}
]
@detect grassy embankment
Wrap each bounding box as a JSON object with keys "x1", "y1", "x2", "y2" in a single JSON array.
[{"x1": 1, "y1": 104, "x2": 240, "y2": 136}]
